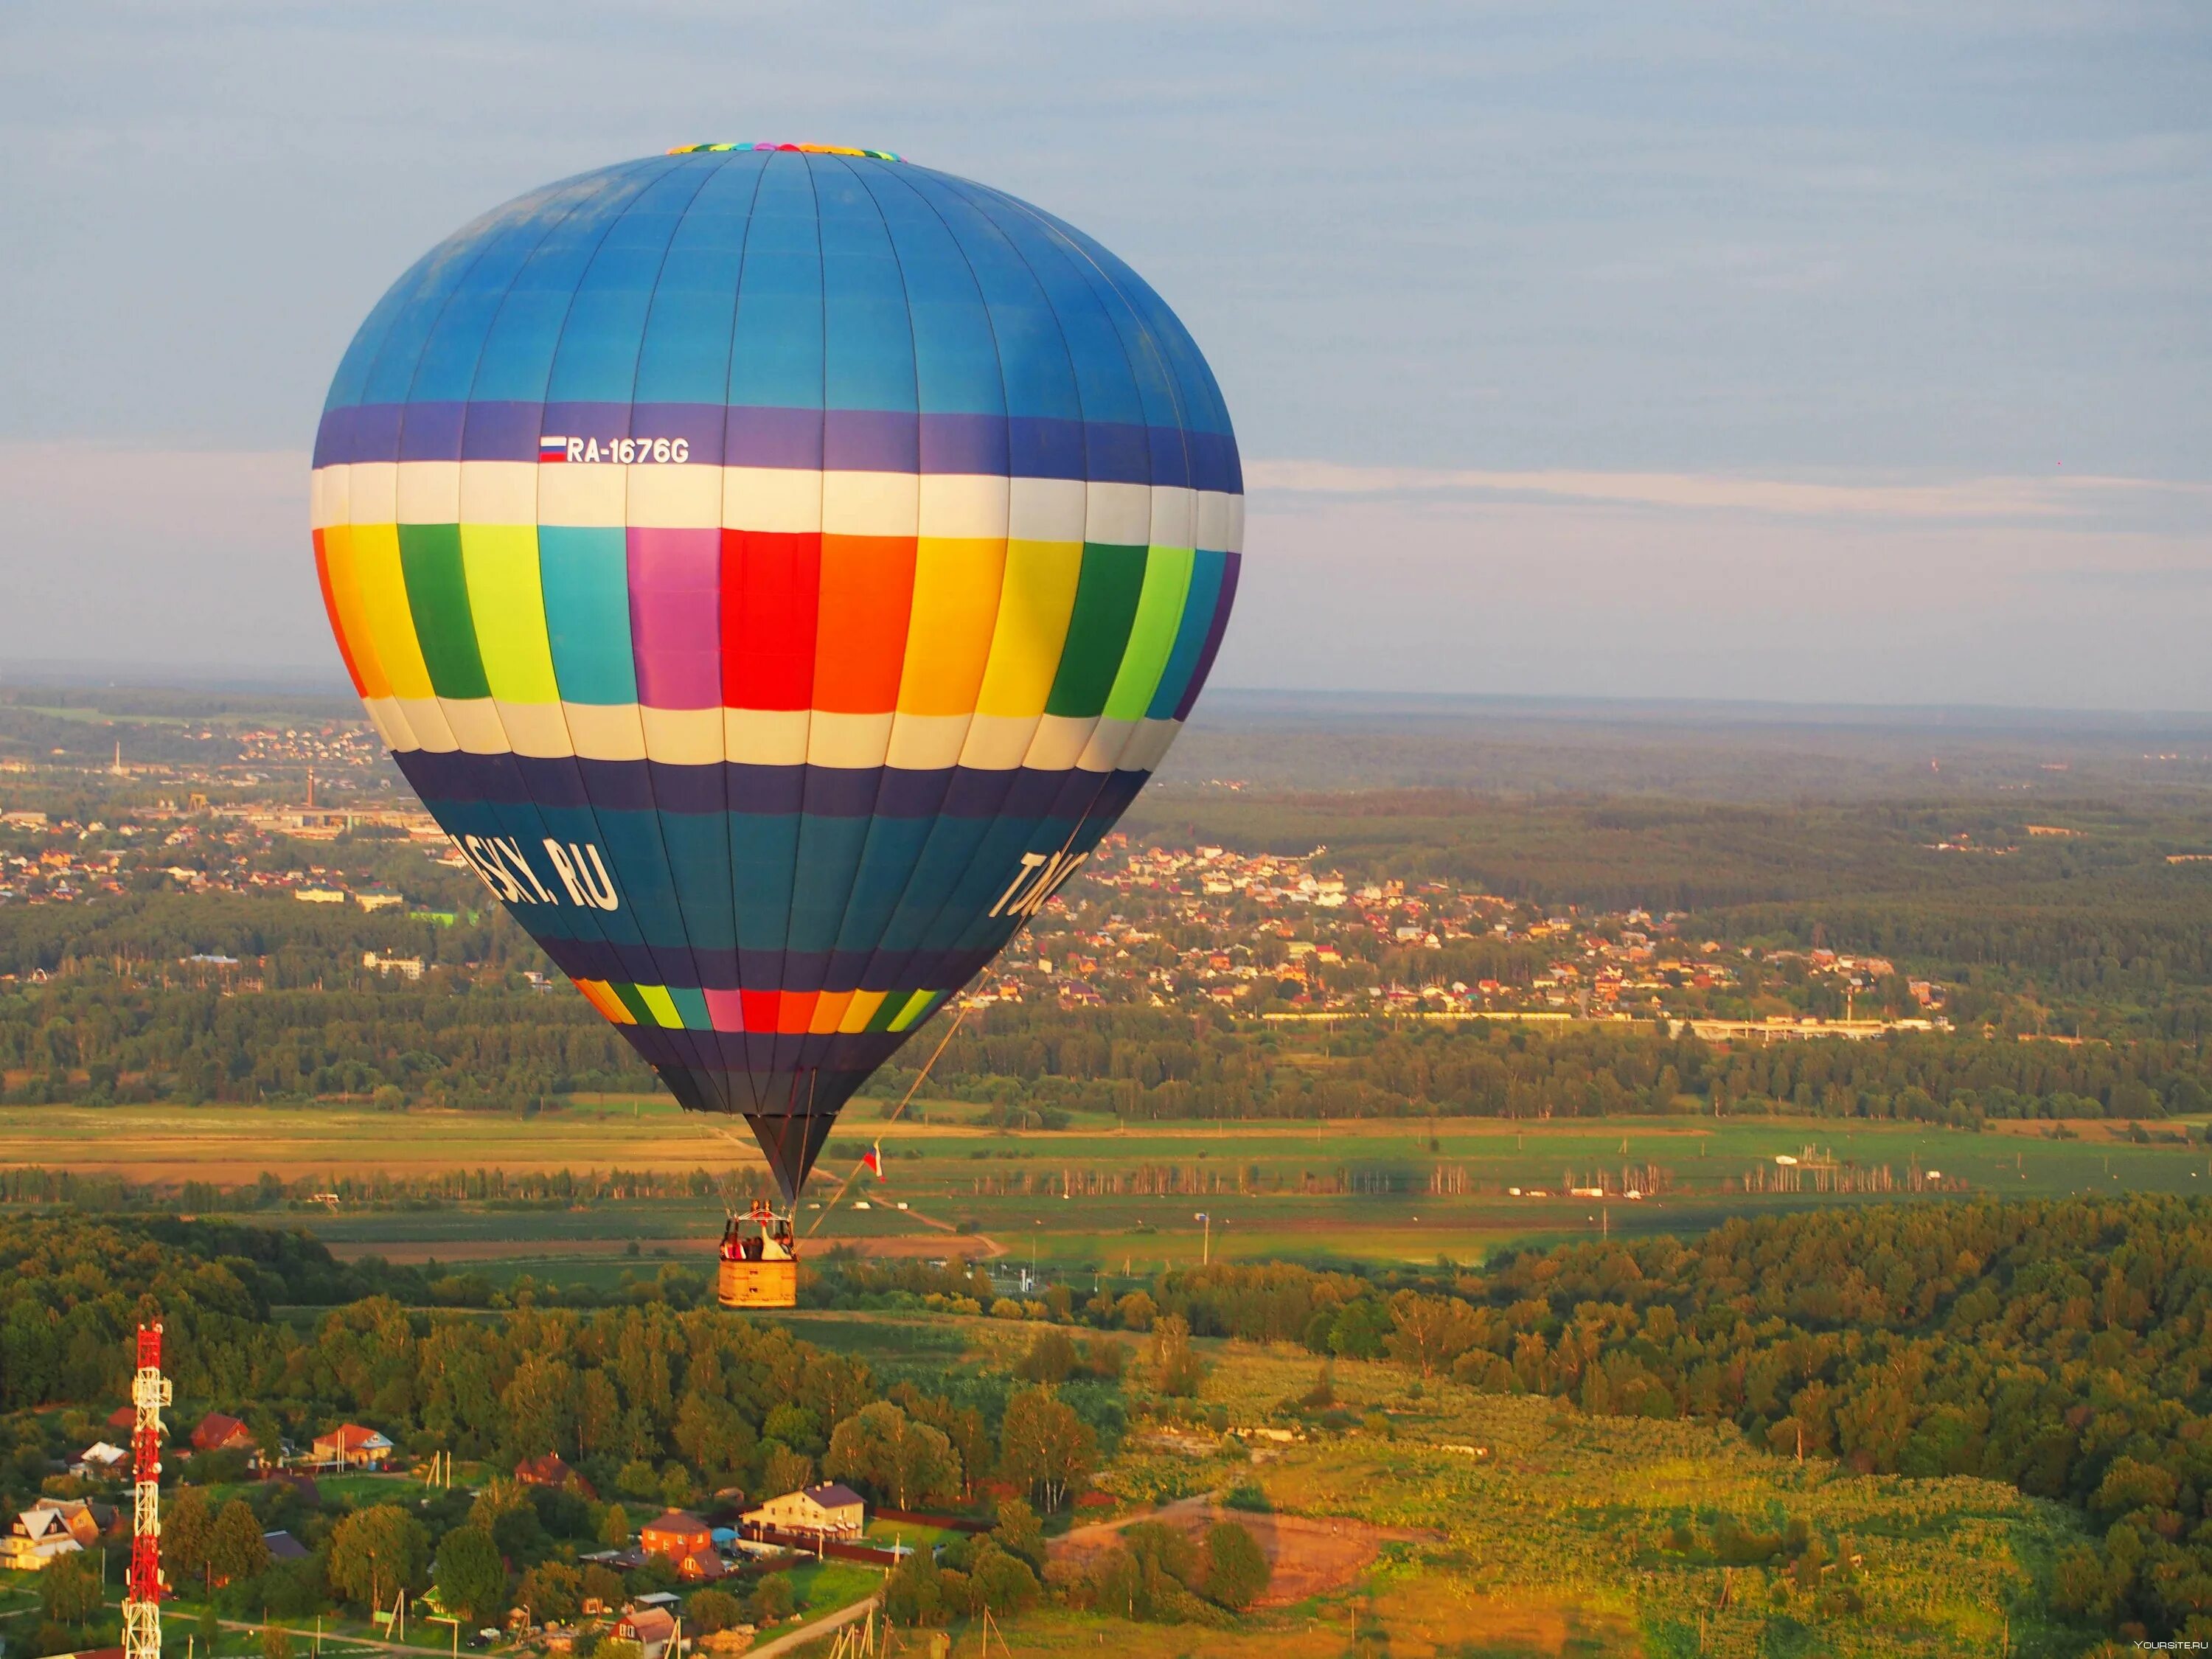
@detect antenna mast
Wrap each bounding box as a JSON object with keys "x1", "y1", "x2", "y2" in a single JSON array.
[{"x1": 122, "y1": 1323, "x2": 171, "y2": 1659}]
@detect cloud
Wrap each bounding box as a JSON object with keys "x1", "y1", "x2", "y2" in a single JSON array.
[{"x1": 1245, "y1": 460, "x2": 2212, "y2": 527}]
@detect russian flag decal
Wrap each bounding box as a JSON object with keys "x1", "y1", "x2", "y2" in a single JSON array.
[{"x1": 538, "y1": 435, "x2": 570, "y2": 463}]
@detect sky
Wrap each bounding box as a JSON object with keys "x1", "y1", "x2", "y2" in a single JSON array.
[{"x1": 1, "y1": 2, "x2": 2207, "y2": 709}]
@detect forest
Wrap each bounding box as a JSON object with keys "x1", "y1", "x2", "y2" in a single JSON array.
[{"x1": 11, "y1": 1197, "x2": 2212, "y2": 1644}]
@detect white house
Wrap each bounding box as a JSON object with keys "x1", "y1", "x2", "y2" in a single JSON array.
[
  {"x1": 1, "y1": 1508, "x2": 84, "y2": 1571},
  {"x1": 70, "y1": 1441, "x2": 129, "y2": 1479},
  {"x1": 740, "y1": 1483, "x2": 866, "y2": 1540}
]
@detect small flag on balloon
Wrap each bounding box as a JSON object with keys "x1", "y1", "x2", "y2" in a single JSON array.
[
  {"x1": 863, "y1": 1142, "x2": 884, "y2": 1179},
  {"x1": 538, "y1": 434, "x2": 570, "y2": 463}
]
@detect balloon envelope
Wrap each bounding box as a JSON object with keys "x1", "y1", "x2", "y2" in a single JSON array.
[{"x1": 310, "y1": 144, "x2": 1241, "y2": 1196}]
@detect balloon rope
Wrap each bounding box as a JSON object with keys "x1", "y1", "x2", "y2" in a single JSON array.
[{"x1": 805, "y1": 1000, "x2": 972, "y2": 1239}]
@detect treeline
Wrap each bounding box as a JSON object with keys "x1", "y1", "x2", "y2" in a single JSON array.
[
  {"x1": 1128, "y1": 1197, "x2": 2212, "y2": 1644},
  {"x1": 0, "y1": 978, "x2": 648, "y2": 1105},
  {"x1": 0, "y1": 1164, "x2": 775, "y2": 1214},
  {"x1": 0, "y1": 888, "x2": 522, "y2": 981},
  {"x1": 888, "y1": 1004, "x2": 2212, "y2": 1124}
]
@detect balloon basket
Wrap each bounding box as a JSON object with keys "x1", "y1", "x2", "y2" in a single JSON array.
[
  {"x1": 717, "y1": 1255, "x2": 797, "y2": 1310},
  {"x1": 717, "y1": 1201, "x2": 799, "y2": 1309}
]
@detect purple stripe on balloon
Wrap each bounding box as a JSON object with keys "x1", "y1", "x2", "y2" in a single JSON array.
[
  {"x1": 825, "y1": 408, "x2": 919, "y2": 474},
  {"x1": 397, "y1": 401, "x2": 465, "y2": 462},
  {"x1": 725, "y1": 405, "x2": 824, "y2": 470},
  {"x1": 457, "y1": 400, "x2": 546, "y2": 461},
  {"x1": 313, "y1": 400, "x2": 1239, "y2": 489},
  {"x1": 627, "y1": 529, "x2": 723, "y2": 709}
]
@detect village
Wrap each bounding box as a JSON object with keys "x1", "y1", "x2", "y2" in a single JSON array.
[
  {"x1": 976, "y1": 836, "x2": 1955, "y2": 1035},
  {"x1": 7, "y1": 1407, "x2": 904, "y2": 1656}
]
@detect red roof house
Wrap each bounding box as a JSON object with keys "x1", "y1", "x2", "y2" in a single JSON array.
[
  {"x1": 639, "y1": 1509, "x2": 712, "y2": 1563},
  {"x1": 310, "y1": 1424, "x2": 394, "y2": 1470},
  {"x1": 192, "y1": 1413, "x2": 257, "y2": 1455}
]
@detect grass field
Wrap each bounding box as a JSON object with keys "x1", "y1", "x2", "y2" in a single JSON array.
[
  {"x1": 759, "y1": 1321, "x2": 2093, "y2": 1657},
  {"x1": 4, "y1": 1098, "x2": 2205, "y2": 1287}
]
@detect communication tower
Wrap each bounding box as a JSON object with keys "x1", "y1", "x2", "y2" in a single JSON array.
[{"x1": 122, "y1": 1323, "x2": 171, "y2": 1659}]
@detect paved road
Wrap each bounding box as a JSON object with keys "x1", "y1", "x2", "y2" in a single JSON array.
[{"x1": 746, "y1": 1593, "x2": 883, "y2": 1658}]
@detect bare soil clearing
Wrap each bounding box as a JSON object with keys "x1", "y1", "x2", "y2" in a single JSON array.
[{"x1": 1048, "y1": 1494, "x2": 1439, "y2": 1608}]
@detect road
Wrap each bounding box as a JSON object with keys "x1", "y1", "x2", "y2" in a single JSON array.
[{"x1": 745, "y1": 1594, "x2": 883, "y2": 1658}]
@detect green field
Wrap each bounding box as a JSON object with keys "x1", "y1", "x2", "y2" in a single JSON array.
[{"x1": 5, "y1": 1098, "x2": 2202, "y2": 1293}]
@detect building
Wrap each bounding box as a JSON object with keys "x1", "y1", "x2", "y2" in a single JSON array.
[
  {"x1": 294, "y1": 885, "x2": 347, "y2": 903},
  {"x1": 639, "y1": 1510, "x2": 713, "y2": 1562},
  {"x1": 514, "y1": 1453, "x2": 595, "y2": 1498},
  {"x1": 70, "y1": 1441, "x2": 129, "y2": 1479},
  {"x1": 740, "y1": 1483, "x2": 866, "y2": 1540},
  {"x1": 263, "y1": 1531, "x2": 310, "y2": 1561},
  {"x1": 32, "y1": 1500, "x2": 113, "y2": 1545},
  {"x1": 192, "y1": 1412, "x2": 257, "y2": 1456},
  {"x1": 2, "y1": 1507, "x2": 84, "y2": 1571},
  {"x1": 310, "y1": 1424, "x2": 394, "y2": 1470},
  {"x1": 612, "y1": 1607, "x2": 677, "y2": 1659},
  {"x1": 355, "y1": 886, "x2": 406, "y2": 912}
]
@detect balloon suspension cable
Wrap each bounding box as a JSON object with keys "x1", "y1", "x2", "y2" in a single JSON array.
[
  {"x1": 806, "y1": 998, "x2": 972, "y2": 1239},
  {"x1": 692, "y1": 1116, "x2": 773, "y2": 1220}
]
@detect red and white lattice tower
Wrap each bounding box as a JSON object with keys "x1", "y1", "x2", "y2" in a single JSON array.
[{"x1": 122, "y1": 1323, "x2": 171, "y2": 1659}]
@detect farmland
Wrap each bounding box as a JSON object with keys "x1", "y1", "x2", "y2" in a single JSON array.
[{"x1": 3, "y1": 1096, "x2": 2204, "y2": 1291}]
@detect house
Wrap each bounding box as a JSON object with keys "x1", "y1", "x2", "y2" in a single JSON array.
[
  {"x1": 514, "y1": 1452, "x2": 595, "y2": 1498},
  {"x1": 2, "y1": 1507, "x2": 84, "y2": 1571},
  {"x1": 639, "y1": 1510, "x2": 713, "y2": 1562},
  {"x1": 740, "y1": 1483, "x2": 865, "y2": 1540},
  {"x1": 671, "y1": 1545, "x2": 726, "y2": 1582},
  {"x1": 192, "y1": 1412, "x2": 258, "y2": 1456},
  {"x1": 32, "y1": 1499, "x2": 114, "y2": 1545},
  {"x1": 311, "y1": 1423, "x2": 394, "y2": 1470},
  {"x1": 262, "y1": 1529, "x2": 310, "y2": 1561},
  {"x1": 105, "y1": 1406, "x2": 137, "y2": 1433},
  {"x1": 354, "y1": 886, "x2": 405, "y2": 912},
  {"x1": 71, "y1": 1441, "x2": 129, "y2": 1479},
  {"x1": 294, "y1": 885, "x2": 346, "y2": 903},
  {"x1": 612, "y1": 1607, "x2": 677, "y2": 1659}
]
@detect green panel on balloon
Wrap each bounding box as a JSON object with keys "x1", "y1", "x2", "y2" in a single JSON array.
[{"x1": 397, "y1": 524, "x2": 491, "y2": 701}]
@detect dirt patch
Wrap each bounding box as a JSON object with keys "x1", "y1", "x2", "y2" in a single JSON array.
[{"x1": 1048, "y1": 1495, "x2": 1436, "y2": 1607}]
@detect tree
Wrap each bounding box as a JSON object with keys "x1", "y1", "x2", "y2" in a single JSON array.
[
  {"x1": 1147, "y1": 1315, "x2": 1206, "y2": 1398},
  {"x1": 824, "y1": 1402, "x2": 961, "y2": 1511},
  {"x1": 164, "y1": 1485, "x2": 214, "y2": 1589},
  {"x1": 516, "y1": 1562, "x2": 581, "y2": 1624},
  {"x1": 1200, "y1": 1521, "x2": 1270, "y2": 1610},
  {"x1": 998, "y1": 1387, "x2": 1097, "y2": 1510},
  {"x1": 328, "y1": 1505, "x2": 430, "y2": 1611},
  {"x1": 745, "y1": 1574, "x2": 795, "y2": 1625},
  {"x1": 1384, "y1": 1291, "x2": 1481, "y2": 1377},
  {"x1": 882, "y1": 1554, "x2": 948, "y2": 1628},
  {"x1": 759, "y1": 1440, "x2": 814, "y2": 1499},
  {"x1": 1015, "y1": 1329, "x2": 1079, "y2": 1384},
  {"x1": 580, "y1": 1564, "x2": 626, "y2": 1613},
  {"x1": 684, "y1": 1589, "x2": 742, "y2": 1635},
  {"x1": 434, "y1": 1527, "x2": 507, "y2": 1626},
  {"x1": 990, "y1": 1498, "x2": 1047, "y2": 1578},
  {"x1": 262, "y1": 1624, "x2": 295, "y2": 1659},
  {"x1": 209, "y1": 1498, "x2": 272, "y2": 1587},
  {"x1": 600, "y1": 1503, "x2": 631, "y2": 1549},
  {"x1": 965, "y1": 1543, "x2": 1040, "y2": 1615},
  {"x1": 40, "y1": 1551, "x2": 102, "y2": 1627}
]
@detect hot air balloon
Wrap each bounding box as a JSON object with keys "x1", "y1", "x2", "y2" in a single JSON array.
[{"x1": 310, "y1": 142, "x2": 1240, "y2": 1305}]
